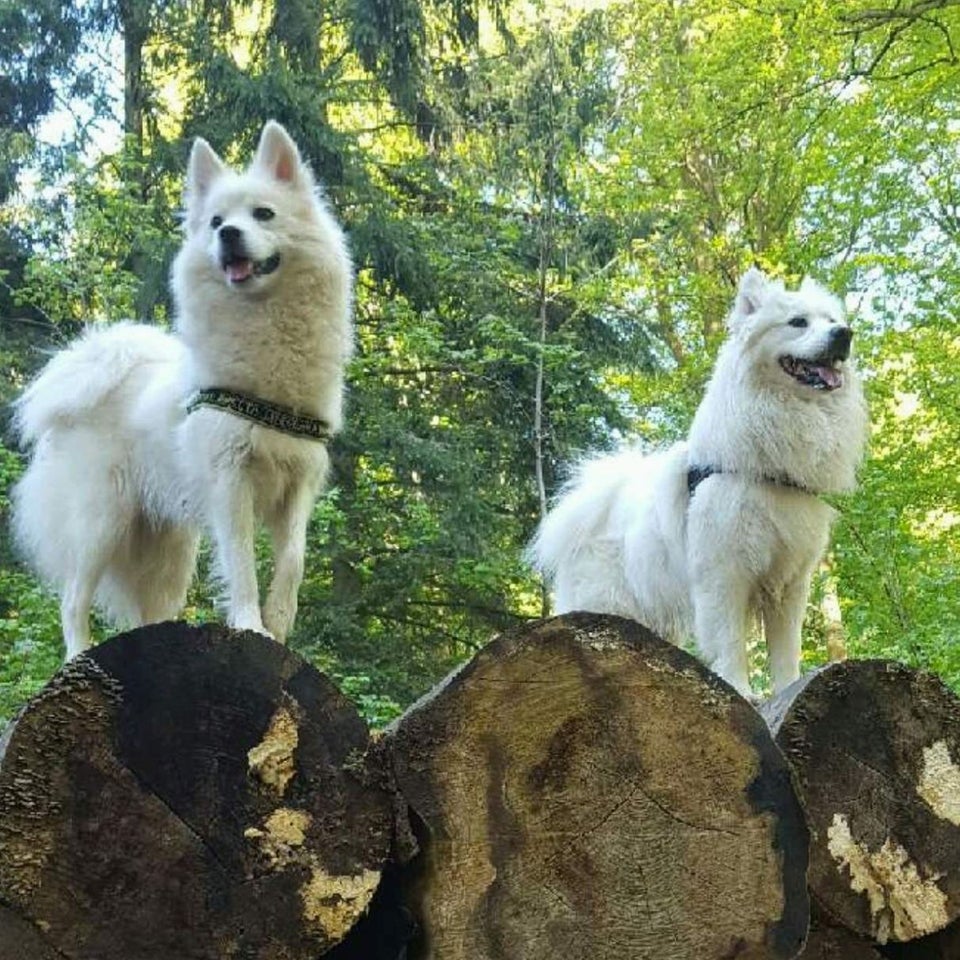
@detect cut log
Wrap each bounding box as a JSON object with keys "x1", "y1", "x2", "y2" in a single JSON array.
[
  {"x1": 762, "y1": 660, "x2": 960, "y2": 946},
  {"x1": 0, "y1": 903, "x2": 62, "y2": 960},
  {"x1": 387, "y1": 612, "x2": 810, "y2": 960},
  {"x1": 0, "y1": 622, "x2": 393, "y2": 960},
  {"x1": 797, "y1": 923, "x2": 883, "y2": 959},
  {"x1": 879, "y1": 918, "x2": 960, "y2": 959}
]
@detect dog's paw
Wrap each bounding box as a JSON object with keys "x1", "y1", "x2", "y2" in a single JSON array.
[
  {"x1": 262, "y1": 617, "x2": 288, "y2": 645},
  {"x1": 263, "y1": 599, "x2": 295, "y2": 645},
  {"x1": 228, "y1": 608, "x2": 275, "y2": 641}
]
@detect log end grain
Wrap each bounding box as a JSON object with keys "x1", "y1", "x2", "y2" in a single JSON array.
[
  {"x1": 389, "y1": 613, "x2": 810, "y2": 960},
  {"x1": 0, "y1": 622, "x2": 392, "y2": 960},
  {"x1": 764, "y1": 661, "x2": 960, "y2": 945}
]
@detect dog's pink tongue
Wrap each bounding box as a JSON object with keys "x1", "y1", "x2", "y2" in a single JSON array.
[
  {"x1": 226, "y1": 260, "x2": 253, "y2": 282},
  {"x1": 816, "y1": 365, "x2": 842, "y2": 389}
]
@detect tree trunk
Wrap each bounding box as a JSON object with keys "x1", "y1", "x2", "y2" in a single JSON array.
[
  {"x1": 118, "y1": 0, "x2": 149, "y2": 152},
  {"x1": 0, "y1": 903, "x2": 62, "y2": 960},
  {"x1": 762, "y1": 661, "x2": 960, "y2": 945},
  {"x1": 386, "y1": 612, "x2": 810, "y2": 960},
  {"x1": 0, "y1": 623, "x2": 392, "y2": 960},
  {"x1": 819, "y1": 569, "x2": 848, "y2": 662},
  {"x1": 531, "y1": 37, "x2": 559, "y2": 620}
]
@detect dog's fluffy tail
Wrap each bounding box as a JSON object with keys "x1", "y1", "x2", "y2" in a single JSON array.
[
  {"x1": 14, "y1": 322, "x2": 182, "y2": 445},
  {"x1": 527, "y1": 445, "x2": 689, "y2": 621},
  {"x1": 527, "y1": 451, "x2": 638, "y2": 580}
]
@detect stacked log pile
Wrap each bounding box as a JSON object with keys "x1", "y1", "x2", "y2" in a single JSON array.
[{"x1": 1, "y1": 614, "x2": 958, "y2": 959}]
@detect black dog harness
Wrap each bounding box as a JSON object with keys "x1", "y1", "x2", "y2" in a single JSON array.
[
  {"x1": 687, "y1": 465, "x2": 813, "y2": 498},
  {"x1": 186, "y1": 387, "x2": 332, "y2": 442}
]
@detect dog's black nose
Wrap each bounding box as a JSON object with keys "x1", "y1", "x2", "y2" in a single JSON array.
[
  {"x1": 829, "y1": 325, "x2": 853, "y2": 360},
  {"x1": 219, "y1": 225, "x2": 242, "y2": 247}
]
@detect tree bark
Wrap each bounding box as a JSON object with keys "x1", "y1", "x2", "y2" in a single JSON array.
[
  {"x1": 386, "y1": 612, "x2": 810, "y2": 960},
  {"x1": 762, "y1": 661, "x2": 960, "y2": 945},
  {"x1": 118, "y1": 0, "x2": 149, "y2": 152},
  {"x1": 0, "y1": 622, "x2": 392, "y2": 960},
  {"x1": 0, "y1": 903, "x2": 63, "y2": 960},
  {"x1": 531, "y1": 36, "x2": 560, "y2": 620},
  {"x1": 819, "y1": 569, "x2": 848, "y2": 662}
]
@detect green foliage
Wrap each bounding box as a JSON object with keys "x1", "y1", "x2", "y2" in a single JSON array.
[
  {"x1": 834, "y1": 327, "x2": 960, "y2": 688},
  {"x1": 0, "y1": 569, "x2": 63, "y2": 726},
  {"x1": 16, "y1": 146, "x2": 178, "y2": 326},
  {"x1": 0, "y1": 0, "x2": 958, "y2": 728},
  {"x1": 0, "y1": 0, "x2": 91, "y2": 200},
  {"x1": 0, "y1": 445, "x2": 65, "y2": 724}
]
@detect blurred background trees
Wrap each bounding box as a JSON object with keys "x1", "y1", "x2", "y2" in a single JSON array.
[{"x1": 1, "y1": 0, "x2": 958, "y2": 724}]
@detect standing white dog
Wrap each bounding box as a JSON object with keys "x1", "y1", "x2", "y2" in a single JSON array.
[
  {"x1": 529, "y1": 268, "x2": 868, "y2": 696},
  {"x1": 13, "y1": 121, "x2": 353, "y2": 658}
]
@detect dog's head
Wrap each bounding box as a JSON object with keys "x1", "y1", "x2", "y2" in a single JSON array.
[
  {"x1": 180, "y1": 122, "x2": 321, "y2": 294},
  {"x1": 729, "y1": 267, "x2": 854, "y2": 394}
]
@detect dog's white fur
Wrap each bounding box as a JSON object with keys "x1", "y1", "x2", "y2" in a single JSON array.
[
  {"x1": 13, "y1": 122, "x2": 353, "y2": 658},
  {"x1": 529, "y1": 268, "x2": 868, "y2": 696}
]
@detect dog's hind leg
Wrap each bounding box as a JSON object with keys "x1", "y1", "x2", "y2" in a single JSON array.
[
  {"x1": 133, "y1": 525, "x2": 199, "y2": 623},
  {"x1": 13, "y1": 429, "x2": 133, "y2": 658},
  {"x1": 99, "y1": 518, "x2": 200, "y2": 628},
  {"x1": 61, "y1": 566, "x2": 105, "y2": 659},
  {"x1": 61, "y1": 510, "x2": 132, "y2": 658},
  {"x1": 263, "y1": 481, "x2": 315, "y2": 643},
  {"x1": 764, "y1": 575, "x2": 812, "y2": 694}
]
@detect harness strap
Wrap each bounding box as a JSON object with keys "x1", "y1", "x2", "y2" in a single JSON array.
[
  {"x1": 186, "y1": 387, "x2": 332, "y2": 443},
  {"x1": 687, "y1": 465, "x2": 814, "y2": 498}
]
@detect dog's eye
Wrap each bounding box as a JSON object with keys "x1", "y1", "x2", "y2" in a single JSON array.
[
  {"x1": 210, "y1": 215, "x2": 223, "y2": 230},
  {"x1": 253, "y1": 207, "x2": 275, "y2": 222},
  {"x1": 788, "y1": 316, "x2": 808, "y2": 328}
]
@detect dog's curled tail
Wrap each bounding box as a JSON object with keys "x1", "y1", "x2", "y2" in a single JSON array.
[{"x1": 14, "y1": 322, "x2": 181, "y2": 445}]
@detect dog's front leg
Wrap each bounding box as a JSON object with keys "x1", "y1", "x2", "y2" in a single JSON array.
[
  {"x1": 208, "y1": 473, "x2": 268, "y2": 636},
  {"x1": 691, "y1": 577, "x2": 753, "y2": 698},
  {"x1": 763, "y1": 576, "x2": 812, "y2": 695},
  {"x1": 263, "y1": 480, "x2": 315, "y2": 643}
]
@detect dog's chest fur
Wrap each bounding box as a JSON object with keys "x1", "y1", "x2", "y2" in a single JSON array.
[{"x1": 179, "y1": 276, "x2": 348, "y2": 420}]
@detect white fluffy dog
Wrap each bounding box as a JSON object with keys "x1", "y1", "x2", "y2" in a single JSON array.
[
  {"x1": 529, "y1": 268, "x2": 868, "y2": 696},
  {"x1": 13, "y1": 121, "x2": 353, "y2": 658}
]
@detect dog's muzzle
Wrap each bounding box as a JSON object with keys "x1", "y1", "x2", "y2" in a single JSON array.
[
  {"x1": 779, "y1": 326, "x2": 853, "y2": 392},
  {"x1": 218, "y1": 226, "x2": 280, "y2": 284}
]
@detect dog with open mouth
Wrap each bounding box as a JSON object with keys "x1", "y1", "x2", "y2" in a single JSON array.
[
  {"x1": 13, "y1": 121, "x2": 353, "y2": 658},
  {"x1": 528, "y1": 268, "x2": 869, "y2": 697}
]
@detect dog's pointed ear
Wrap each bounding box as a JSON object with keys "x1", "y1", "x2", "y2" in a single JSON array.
[
  {"x1": 186, "y1": 137, "x2": 226, "y2": 207},
  {"x1": 735, "y1": 267, "x2": 771, "y2": 317},
  {"x1": 253, "y1": 121, "x2": 313, "y2": 190}
]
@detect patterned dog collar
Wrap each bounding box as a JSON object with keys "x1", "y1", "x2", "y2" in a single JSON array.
[{"x1": 186, "y1": 387, "x2": 333, "y2": 442}]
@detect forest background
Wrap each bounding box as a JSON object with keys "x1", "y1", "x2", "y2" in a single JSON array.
[{"x1": 0, "y1": 0, "x2": 958, "y2": 727}]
